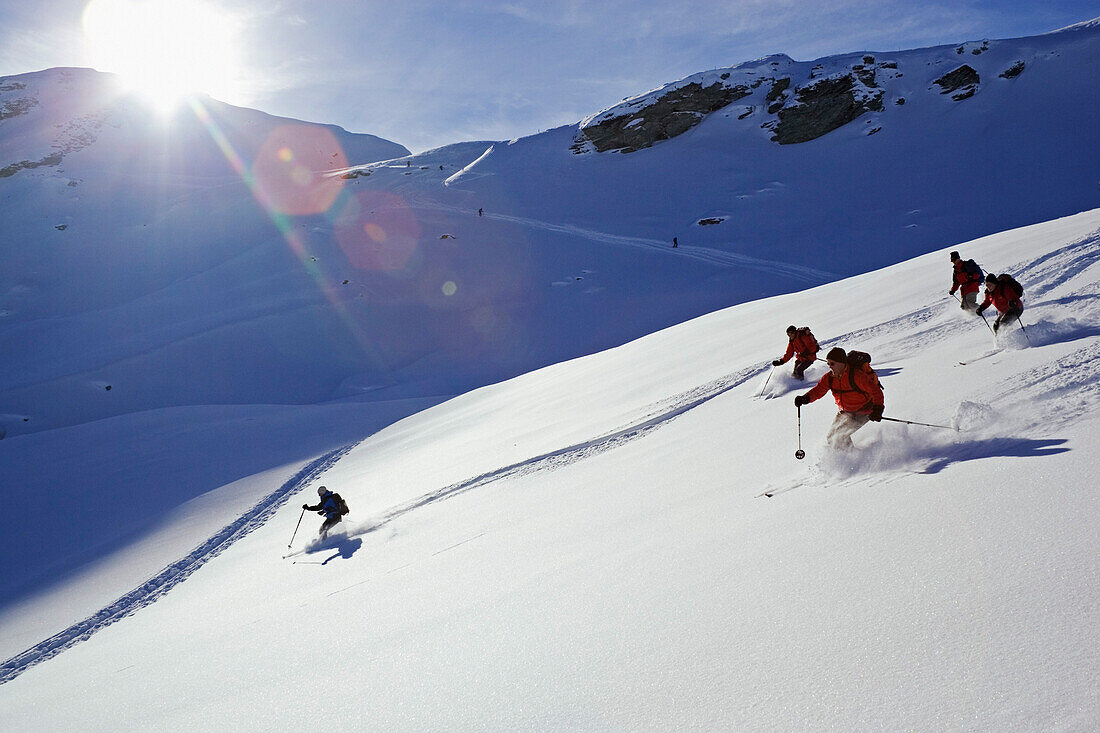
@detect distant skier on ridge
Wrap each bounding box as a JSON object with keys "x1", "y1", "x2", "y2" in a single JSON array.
[
  {"x1": 976, "y1": 273, "x2": 1024, "y2": 332},
  {"x1": 948, "y1": 251, "x2": 983, "y2": 312},
  {"x1": 772, "y1": 325, "x2": 820, "y2": 380},
  {"x1": 794, "y1": 347, "x2": 884, "y2": 451},
  {"x1": 303, "y1": 485, "x2": 350, "y2": 539}
]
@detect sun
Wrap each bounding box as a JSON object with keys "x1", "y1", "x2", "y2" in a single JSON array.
[{"x1": 82, "y1": 0, "x2": 244, "y2": 112}]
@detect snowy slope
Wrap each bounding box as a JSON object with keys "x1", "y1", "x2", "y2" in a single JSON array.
[{"x1": 1, "y1": 209, "x2": 1097, "y2": 729}]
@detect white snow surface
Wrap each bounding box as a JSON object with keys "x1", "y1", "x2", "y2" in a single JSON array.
[
  {"x1": 1, "y1": 23, "x2": 1100, "y2": 731},
  {"x1": 1, "y1": 208, "x2": 1098, "y2": 729}
]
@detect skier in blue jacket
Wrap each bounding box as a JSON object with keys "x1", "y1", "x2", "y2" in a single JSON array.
[{"x1": 303, "y1": 486, "x2": 345, "y2": 539}]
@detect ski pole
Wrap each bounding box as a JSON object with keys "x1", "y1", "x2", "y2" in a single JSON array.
[
  {"x1": 1017, "y1": 315, "x2": 1032, "y2": 345},
  {"x1": 288, "y1": 507, "x2": 306, "y2": 548},
  {"x1": 756, "y1": 364, "x2": 776, "y2": 397},
  {"x1": 795, "y1": 405, "x2": 805, "y2": 460},
  {"x1": 978, "y1": 311, "x2": 995, "y2": 336},
  {"x1": 880, "y1": 416, "x2": 957, "y2": 431},
  {"x1": 951, "y1": 292, "x2": 977, "y2": 313}
]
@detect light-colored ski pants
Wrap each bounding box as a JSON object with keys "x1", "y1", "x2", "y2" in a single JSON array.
[{"x1": 826, "y1": 411, "x2": 871, "y2": 450}]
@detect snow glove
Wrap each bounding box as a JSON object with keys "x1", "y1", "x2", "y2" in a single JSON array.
[
  {"x1": 869, "y1": 405, "x2": 884, "y2": 422},
  {"x1": 794, "y1": 395, "x2": 807, "y2": 407},
  {"x1": 772, "y1": 359, "x2": 783, "y2": 366}
]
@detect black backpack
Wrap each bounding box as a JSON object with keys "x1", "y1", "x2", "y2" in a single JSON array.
[
  {"x1": 331, "y1": 492, "x2": 350, "y2": 516},
  {"x1": 963, "y1": 259, "x2": 983, "y2": 281},
  {"x1": 846, "y1": 350, "x2": 872, "y2": 369},
  {"x1": 845, "y1": 350, "x2": 884, "y2": 394},
  {"x1": 999, "y1": 274, "x2": 1024, "y2": 298}
]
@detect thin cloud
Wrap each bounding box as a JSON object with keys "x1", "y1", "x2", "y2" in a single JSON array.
[{"x1": 0, "y1": 27, "x2": 84, "y2": 74}]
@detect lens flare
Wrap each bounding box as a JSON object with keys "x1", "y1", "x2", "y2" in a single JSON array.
[
  {"x1": 364, "y1": 222, "x2": 387, "y2": 242},
  {"x1": 252, "y1": 125, "x2": 347, "y2": 216},
  {"x1": 184, "y1": 97, "x2": 425, "y2": 363},
  {"x1": 333, "y1": 191, "x2": 421, "y2": 271}
]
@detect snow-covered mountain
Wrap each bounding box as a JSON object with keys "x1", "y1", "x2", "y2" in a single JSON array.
[
  {"x1": 3, "y1": 22, "x2": 1099, "y2": 438},
  {"x1": 1, "y1": 20, "x2": 1099, "y2": 729}
]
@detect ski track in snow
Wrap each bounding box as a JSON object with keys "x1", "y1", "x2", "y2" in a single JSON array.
[
  {"x1": 389, "y1": 187, "x2": 834, "y2": 284},
  {"x1": 356, "y1": 363, "x2": 767, "y2": 533},
  {"x1": 0, "y1": 443, "x2": 358, "y2": 685},
  {"x1": 2, "y1": 360, "x2": 766, "y2": 680}
]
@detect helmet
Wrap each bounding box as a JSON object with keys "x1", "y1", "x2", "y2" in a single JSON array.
[
  {"x1": 786, "y1": 325, "x2": 797, "y2": 334},
  {"x1": 986, "y1": 273, "x2": 998, "y2": 284}
]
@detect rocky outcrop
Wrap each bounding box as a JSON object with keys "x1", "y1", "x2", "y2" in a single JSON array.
[
  {"x1": 956, "y1": 41, "x2": 990, "y2": 55},
  {"x1": 771, "y1": 74, "x2": 882, "y2": 145},
  {"x1": 999, "y1": 61, "x2": 1025, "y2": 79},
  {"x1": 1, "y1": 78, "x2": 35, "y2": 123},
  {"x1": 0, "y1": 95, "x2": 36, "y2": 121},
  {"x1": 576, "y1": 82, "x2": 751, "y2": 153},
  {"x1": 766, "y1": 78, "x2": 791, "y2": 103},
  {"x1": 765, "y1": 78, "x2": 791, "y2": 114},
  {"x1": 851, "y1": 63, "x2": 878, "y2": 88},
  {"x1": 0, "y1": 152, "x2": 63, "y2": 178},
  {"x1": 2, "y1": 108, "x2": 110, "y2": 178},
  {"x1": 934, "y1": 65, "x2": 980, "y2": 100}
]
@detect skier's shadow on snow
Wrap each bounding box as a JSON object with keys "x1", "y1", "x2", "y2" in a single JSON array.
[
  {"x1": 916, "y1": 437, "x2": 1069, "y2": 474},
  {"x1": 321, "y1": 536, "x2": 363, "y2": 565}
]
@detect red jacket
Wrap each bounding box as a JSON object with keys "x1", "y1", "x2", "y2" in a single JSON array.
[
  {"x1": 980, "y1": 282, "x2": 1023, "y2": 314},
  {"x1": 803, "y1": 364, "x2": 884, "y2": 414},
  {"x1": 951, "y1": 260, "x2": 981, "y2": 296},
  {"x1": 778, "y1": 328, "x2": 819, "y2": 364}
]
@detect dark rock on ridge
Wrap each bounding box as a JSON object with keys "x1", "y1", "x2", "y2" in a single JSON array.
[
  {"x1": 934, "y1": 65, "x2": 980, "y2": 100},
  {"x1": 577, "y1": 82, "x2": 751, "y2": 153},
  {"x1": 771, "y1": 74, "x2": 881, "y2": 145}
]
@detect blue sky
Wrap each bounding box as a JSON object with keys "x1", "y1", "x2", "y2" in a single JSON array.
[{"x1": 2, "y1": 1, "x2": 1098, "y2": 152}]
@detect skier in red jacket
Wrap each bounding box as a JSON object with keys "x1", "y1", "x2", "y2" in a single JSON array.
[
  {"x1": 976, "y1": 273, "x2": 1024, "y2": 332},
  {"x1": 948, "y1": 251, "x2": 982, "y2": 312},
  {"x1": 772, "y1": 325, "x2": 819, "y2": 380},
  {"x1": 794, "y1": 347, "x2": 884, "y2": 450}
]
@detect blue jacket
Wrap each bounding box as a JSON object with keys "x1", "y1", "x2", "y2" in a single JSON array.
[{"x1": 305, "y1": 490, "x2": 340, "y2": 518}]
